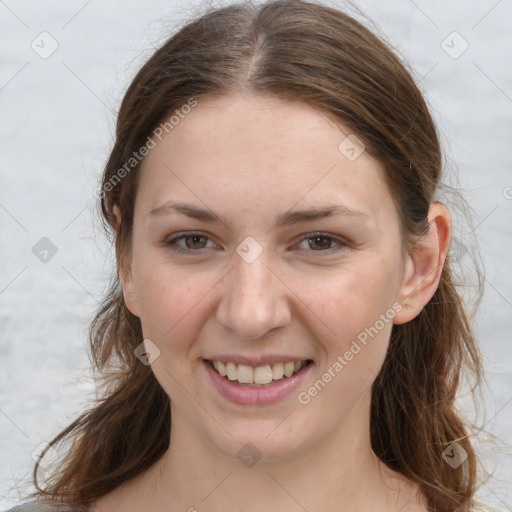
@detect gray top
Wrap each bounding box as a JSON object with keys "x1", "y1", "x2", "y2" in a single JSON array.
[
  {"x1": 7, "y1": 503, "x2": 88, "y2": 512},
  {"x1": 6, "y1": 500, "x2": 505, "y2": 511}
]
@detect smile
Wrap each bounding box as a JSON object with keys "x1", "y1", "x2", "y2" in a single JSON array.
[
  {"x1": 203, "y1": 358, "x2": 313, "y2": 405},
  {"x1": 210, "y1": 360, "x2": 309, "y2": 385}
]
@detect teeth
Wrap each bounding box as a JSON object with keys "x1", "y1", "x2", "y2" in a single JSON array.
[
  {"x1": 226, "y1": 362, "x2": 237, "y2": 381},
  {"x1": 272, "y1": 362, "x2": 284, "y2": 380},
  {"x1": 237, "y1": 364, "x2": 253, "y2": 384},
  {"x1": 211, "y1": 360, "x2": 307, "y2": 385},
  {"x1": 254, "y1": 365, "x2": 273, "y2": 385},
  {"x1": 217, "y1": 361, "x2": 227, "y2": 377},
  {"x1": 284, "y1": 362, "x2": 295, "y2": 378}
]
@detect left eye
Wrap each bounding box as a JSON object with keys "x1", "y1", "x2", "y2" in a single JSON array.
[{"x1": 296, "y1": 234, "x2": 345, "y2": 252}]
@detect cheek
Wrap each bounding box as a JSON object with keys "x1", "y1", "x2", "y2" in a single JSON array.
[
  {"x1": 294, "y1": 267, "x2": 398, "y2": 421},
  {"x1": 298, "y1": 258, "x2": 400, "y2": 364},
  {"x1": 132, "y1": 259, "x2": 213, "y2": 352}
]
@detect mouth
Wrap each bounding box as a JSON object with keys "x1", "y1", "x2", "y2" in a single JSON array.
[
  {"x1": 202, "y1": 358, "x2": 313, "y2": 405},
  {"x1": 207, "y1": 359, "x2": 312, "y2": 387},
  {"x1": 201, "y1": 357, "x2": 315, "y2": 406}
]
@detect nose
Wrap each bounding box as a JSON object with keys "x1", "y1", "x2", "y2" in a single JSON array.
[{"x1": 215, "y1": 248, "x2": 292, "y2": 340}]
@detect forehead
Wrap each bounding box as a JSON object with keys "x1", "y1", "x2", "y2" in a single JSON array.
[{"x1": 137, "y1": 92, "x2": 395, "y2": 223}]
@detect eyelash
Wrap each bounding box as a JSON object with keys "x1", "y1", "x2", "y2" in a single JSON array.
[{"x1": 163, "y1": 232, "x2": 348, "y2": 255}]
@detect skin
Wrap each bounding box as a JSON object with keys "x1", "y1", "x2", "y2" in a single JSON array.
[{"x1": 93, "y1": 92, "x2": 451, "y2": 512}]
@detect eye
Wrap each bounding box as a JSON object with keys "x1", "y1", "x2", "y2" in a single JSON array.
[
  {"x1": 163, "y1": 231, "x2": 348, "y2": 255},
  {"x1": 296, "y1": 233, "x2": 348, "y2": 253},
  {"x1": 164, "y1": 232, "x2": 216, "y2": 254}
]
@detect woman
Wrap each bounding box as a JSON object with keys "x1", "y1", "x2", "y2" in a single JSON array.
[{"x1": 9, "y1": 1, "x2": 502, "y2": 510}]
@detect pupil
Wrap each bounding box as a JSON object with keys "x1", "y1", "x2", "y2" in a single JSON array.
[
  {"x1": 188, "y1": 235, "x2": 204, "y2": 248},
  {"x1": 311, "y1": 236, "x2": 329, "y2": 250}
]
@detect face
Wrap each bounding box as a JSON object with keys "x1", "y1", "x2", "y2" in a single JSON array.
[{"x1": 120, "y1": 92, "x2": 418, "y2": 462}]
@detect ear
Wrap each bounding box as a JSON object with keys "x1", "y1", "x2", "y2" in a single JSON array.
[
  {"x1": 393, "y1": 202, "x2": 451, "y2": 325},
  {"x1": 113, "y1": 205, "x2": 140, "y2": 318}
]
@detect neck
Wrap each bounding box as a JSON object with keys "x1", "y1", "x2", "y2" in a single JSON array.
[{"x1": 134, "y1": 391, "x2": 426, "y2": 512}]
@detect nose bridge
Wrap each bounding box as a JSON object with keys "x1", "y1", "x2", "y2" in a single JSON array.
[{"x1": 216, "y1": 242, "x2": 290, "y2": 339}]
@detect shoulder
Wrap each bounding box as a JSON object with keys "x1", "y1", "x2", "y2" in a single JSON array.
[{"x1": 6, "y1": 501, "x2": 89, "y2": 512}]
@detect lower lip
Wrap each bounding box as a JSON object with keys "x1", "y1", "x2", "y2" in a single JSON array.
[{"x1": 202, "y1": 360, "x2": 312, "y2": 406}]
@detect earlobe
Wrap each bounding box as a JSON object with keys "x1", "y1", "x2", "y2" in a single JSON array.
[
  {"x1": 112, "y1": 205, "x2": 121, "y2": 232},
  {"x1": 113, "y1": 205, "x2": 140, "y2": 318},
  {"x1": 393, "y1": 203, "x2": 451, "y2": 325}
]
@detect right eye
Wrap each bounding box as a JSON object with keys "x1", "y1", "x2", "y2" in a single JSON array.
[{"x1": 163, "y1": 232, "x2": 217, "y2": 254}]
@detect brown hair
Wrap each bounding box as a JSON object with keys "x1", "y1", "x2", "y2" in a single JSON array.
[{"x1": 32, "y1": 1, "x2": 485, "y2": 510}]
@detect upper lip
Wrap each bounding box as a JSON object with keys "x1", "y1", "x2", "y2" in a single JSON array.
[{"x1": 203, "y1": 355, "x2": 313, "y2": 366}]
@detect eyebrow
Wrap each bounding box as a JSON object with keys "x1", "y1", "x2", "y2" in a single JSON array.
[{"x1": 148, "y1": 201, "x2": 369, "y2": 227}]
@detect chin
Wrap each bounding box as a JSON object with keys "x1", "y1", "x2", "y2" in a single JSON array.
[{"x1": 200, "y1": 413, "x2": 315, "y2": 465}]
